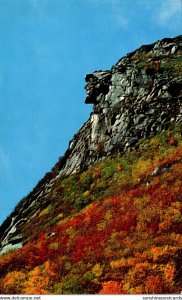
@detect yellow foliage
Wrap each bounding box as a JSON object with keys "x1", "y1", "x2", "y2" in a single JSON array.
[
  {"x1": 96, "y1": 210, "x2": 112, "y2": 230},
  {"x1": 3, "y1": 271, "x2": 26, "y2": 293},
  {"x1": 39, "y1": 205, "x2": 51, "y2": 217},
  {"x1": 134, "y1": 262, "x2": 151, "y2": 271},
  {"x1": 83, "y1": 190, "x2": 90, "y2": 197},
  {"x1": 163, "y1": 263, "x2": 175, "y2": 286},
  {"x1": 66, "y1": 226, "x2": 75, "y2": 235},
  {"x1": 127, "y1": 257, "x2": 140, "y2": 266},
  {"x1": 137, "y1": 203, "x2": 160, "y2": 227},
  {"x1": 124, "y1": 262, "x2": 151, "y2": 288},
  {"x1": 170, "y1": 233, "x2": 182, "y2": 246},
  {"x1": 23, "y1": 266, "x2": 50, "y2": 294},
  {"x1": 149, "y1": 137, "x2": 160, "y2": 149},
  {"x1": 92, "y1": 263, "x2": 103, "y2": 277},
  {"x1": 57, "y1": 213, "x2": 64, "y2": 219},
  {"x1": 44, "y1": 260, "x2": 57, "y2": 277},
  {"x1": 49, "y1": 242, "x2": 59, "y2": 250},
  {"x1": 97, "y1": 221, "x2": 107, "y2": 230},
  {"x1": 134, "y1": 286, "x2": 145, "y2": 294},
  {"x1": 123, "y1": 282, "x2": 131, "y2": 293},
  {"x1": 171, "y1": 201, "x2": 181, "y2": 209},
  {"x1": 134, "y1": 195, "x2": 150, "y2": 210},
  {"x1": 161, "y1": 147, "x2": 178, "y2": 161},
  {"x1": 151, "y1": 246, "x2": 178, "y2": 262},
  {"x1": 162, "y1": 206, "x2": 181, "y2": 226},
  {"x1": 110, "y1": 258, "x2": 128, "y2": 269},
  {"x1": 132, "y1": 158, "x2": 152, "y2": 181},
  {"x1": 105, "y1": 210, "x2": 112, "y2": 221}
]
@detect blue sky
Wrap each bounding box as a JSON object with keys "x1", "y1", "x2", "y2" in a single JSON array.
[{"x1": 0, "y1": 0, "x2": 181, "y2": 224}]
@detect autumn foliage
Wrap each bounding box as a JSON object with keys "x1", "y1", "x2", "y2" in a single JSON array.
[
  {"x1": 0, "y1": 124, "x2": 181, "y2": 294},
  {"x1": 99, "y1": 281, "x2": 125, "y2": 294}
]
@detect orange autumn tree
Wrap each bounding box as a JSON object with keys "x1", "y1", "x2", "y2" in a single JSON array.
[
  {"x1": 3, "y1": 271, "x2": 26, "y2": 294},
  {"x1": 99, "y1": 281, "x2": 125, "y2": 294},
  {"x1": 23, "y1": 261, "x2": 56, "y2": 294}
]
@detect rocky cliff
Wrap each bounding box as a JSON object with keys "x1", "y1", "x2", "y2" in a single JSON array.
[
  {"x1": 0, "y1": 35, "x2": 181, "y2": 255},
  {"x1": 59, "y1": 35, "x2": 182, "y2": 175}
]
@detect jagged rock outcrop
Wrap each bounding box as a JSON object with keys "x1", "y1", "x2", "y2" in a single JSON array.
[
  {"x1": 58, "y1": 35, "x2": 182, "y2": 176},
  {"x1": 0, "y1": 35, "x2": 181, "y2": 254}
]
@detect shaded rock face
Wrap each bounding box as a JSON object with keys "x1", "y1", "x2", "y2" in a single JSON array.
[
  {"x1": 0, "y1": 35, "x2": 182, "y2": 254},
  {"x1": 58, "y1": 35, "x2": 182, "y2": 176}
]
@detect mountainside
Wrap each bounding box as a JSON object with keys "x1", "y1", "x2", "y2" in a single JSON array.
[
  {"x1": 59, "y1": 35, "x2": 181, "y2": 176},
  {"x1": 0, "y1": 36, "x2": 182, "y2": 294}
]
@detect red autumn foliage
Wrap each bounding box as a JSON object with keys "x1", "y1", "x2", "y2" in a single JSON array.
[
  {"x1": 0, "y1": 126, "x2": 181, "y2": 294},
  {"x1": 145, "y1": 275, "x2": 164, "y2": 294}
]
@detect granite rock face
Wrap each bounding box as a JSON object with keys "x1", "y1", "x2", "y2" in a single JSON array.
[
  {"x1": 58, "y1": 35, "x2": 182, "y2": 176},
  {"x1": 0, "y1": 35, "x2": 181, "y2": 254}
]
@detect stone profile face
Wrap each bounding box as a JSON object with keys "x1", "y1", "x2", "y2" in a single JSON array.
[
  {"x1": 0, "y1": 35, "x2": 181, "y2": 254},
  {"x1": 58, "y1": 35, "x2": 182, "y2": 176},
  {"x1": 85, "y1": 71, "x2": 112, "y2": 104}
]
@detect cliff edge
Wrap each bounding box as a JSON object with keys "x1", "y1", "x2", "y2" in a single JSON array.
[{"x1": 0, "y1": 35, "x2": 181, "y2": 255}]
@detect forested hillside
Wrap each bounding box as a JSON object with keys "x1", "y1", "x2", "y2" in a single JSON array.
[
  {"x1": 0, "y1": 124, "x2": 181, "y2": 294},
  {"x1": 0, "y1": 35, "x2": 181, "y2": 294}
]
